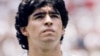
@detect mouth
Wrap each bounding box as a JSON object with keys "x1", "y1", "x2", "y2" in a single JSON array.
[
  {"x1": 43, "y1": 29, "x2": 55, "y2": 33},
  {"x1": 41, "y1": 29, "x2": 55, "y2": 42}
]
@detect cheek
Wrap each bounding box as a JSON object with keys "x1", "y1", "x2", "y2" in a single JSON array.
[
  {"x1": 26, "y1": 23, "x2": 41, "y2": 38},
  {"x1": 55, "y1": 21, "x2": 64, "y2": 35},
  {"x1": 57, "y1": 26, "x2": 63, "y2": 35},
  {"x1": 56, "y1": 20, "x2": 63, "y2": 29}
]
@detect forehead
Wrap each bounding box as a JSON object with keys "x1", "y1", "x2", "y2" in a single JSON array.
[{"x1": 33, "y1": 5, "x2": 59, "y2": 14}]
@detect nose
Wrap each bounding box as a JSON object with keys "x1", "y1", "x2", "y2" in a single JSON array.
[{"x1": 44, "y1": 15, "x2": 53, "y2": 26}]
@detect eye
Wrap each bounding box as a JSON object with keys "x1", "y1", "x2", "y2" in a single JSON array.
[
  {"x1": 34, "y1": 15, "x2": 44, "y2": 20},
  {"x1": 50, "y1": 14, "x2": 60, "y2": 19}
]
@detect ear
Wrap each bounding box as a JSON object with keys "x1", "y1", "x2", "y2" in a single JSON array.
[{"x1": 20, "y1": 27, "x2": 28, "y2": 36}]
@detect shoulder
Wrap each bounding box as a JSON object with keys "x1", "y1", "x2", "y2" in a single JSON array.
[
  {"x1": 19, "y1": 50, "x2": 27, "y2": 56},
  {"x1": 19, "y1": 49, "x2": 71, "y2": 56},
  {"x1": 62, "y1": 51, "x2": 71, "y2": 56}
]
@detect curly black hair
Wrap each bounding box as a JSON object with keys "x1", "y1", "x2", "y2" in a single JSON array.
[{"x1": 15, "y1": 0, "x2": 68, "y2": 50}]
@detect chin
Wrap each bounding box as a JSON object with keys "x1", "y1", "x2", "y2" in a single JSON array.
[{"x1": 42, "y1": 36, "x2": 56, "y2": 43}]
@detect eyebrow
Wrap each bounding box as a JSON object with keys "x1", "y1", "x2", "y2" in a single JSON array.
[
  {"x1": 33, "y1": 11, "x2": 60, "y2": 17},
  {"x1": 49, "y1": 11, "x2": 60, "y2": 15},
  {"x1": 33, "y1": 12, "x2": 46, "y2": 16}
]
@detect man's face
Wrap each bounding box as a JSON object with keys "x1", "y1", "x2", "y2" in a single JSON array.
[{"x1": 21, "y1": 5, "x2": 64, "y2": 45}]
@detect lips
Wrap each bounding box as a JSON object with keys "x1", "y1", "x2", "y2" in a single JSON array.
[{"x1": 43, "y1": 29, "x2": 55, "y2": 33}]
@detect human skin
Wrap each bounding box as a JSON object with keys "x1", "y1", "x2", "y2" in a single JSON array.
[{"x1": 20, "y1": 5, "x2": 64, "y2": 56}]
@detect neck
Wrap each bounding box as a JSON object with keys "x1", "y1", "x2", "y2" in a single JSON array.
[{"x1": 28, "y1": 41, "x2": 62, "y2": 56}]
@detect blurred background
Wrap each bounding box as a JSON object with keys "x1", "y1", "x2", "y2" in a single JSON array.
[{"x1": 0, "y1": 0, "x2": 100, "y2": 56}]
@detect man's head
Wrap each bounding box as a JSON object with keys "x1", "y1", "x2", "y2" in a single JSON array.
[{"x1": 15, "y1": 0, "x2": 68, "y2": 50}]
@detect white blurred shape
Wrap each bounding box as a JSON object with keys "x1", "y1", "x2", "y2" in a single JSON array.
[
  {"x1": 94, "y1": 15, "x2": 100, "y2": 33},
  {"x1": 70, "y1": 0, "x2": 85, "y2": 6},
  {"x1": 0, "y1": 6, "x2": 10, "y2": 20},
  {"x1": 2, "y1": 39, "x2": 20, "y2": 56},
  {"x1": 0, "y1": 21, "x2": 9, "y2": 35},
  {"x1": 62, "y1": 20, "x2": 78, "y2": 50},
  {"x1": 7, "y1": 0, "x2": 21, "y2": 11},
  {"x1": 70, "y1": 49, "x2": 88, "y2": 56},
  {"x1": 84, "y1": 33, "x2": 100, "y2": 50},
  {"x1": 90, "y1": 50, "x2": 100, "y2": 56},
  {"x1": 76, "y1": 16, "x2": 93, "y2": 34}
]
